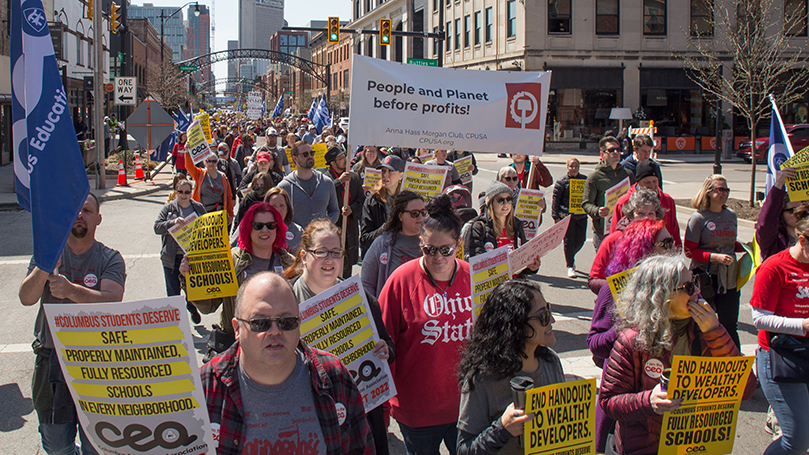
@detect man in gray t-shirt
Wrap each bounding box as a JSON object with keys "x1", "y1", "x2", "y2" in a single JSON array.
[{"x1": 19, "y1": 193, "x2": 126, "y2": 455}]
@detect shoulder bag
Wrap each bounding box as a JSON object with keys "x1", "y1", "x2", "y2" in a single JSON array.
[{"x1": 769, "y1": 333, "x2": 809, "y2": 383}]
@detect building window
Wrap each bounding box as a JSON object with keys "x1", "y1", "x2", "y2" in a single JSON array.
[
  {"x1": 446, "y1": 21, "x2": 452, "y2": 51},
  {"x1": 786, "y1": 0, "x2": 808, "y2": 36},
  {"x1": 644, "y1": 0, "x2": 667, "y2": 35},
  {"x1": 455, "y1": 18, "x2": 461, "y2": 49},
  {"x1": 474, "y1": 11, "x2": 481, "y2": 45},
  {"x1": 355, "y1": 0, "x2": 360, "y2": 19},
  {"x1": 433, "y1": 26, "x2": 440, "y2": 54},
  {"x1": 76, "y1": 36, "x2": 83, "y2": 65},
  {"x1": 549, "y1": 0, "x2": 571, "y2": 34},
  {"x1": 485, "y1": 7, "x2": 493, "y2": 42},
  {"x1": 366, "y1": 0, "x2": 372, "y2": 14},
  {"x1": 596, "y1": 0, "x2": 619, "y2": 34},
  {"x1": 507, "y1": 0, "x2": 517, "y2": 37},
  {"x1": 434, "y1": 0, "x2": 439, "y2": 10},
  {"x1": 464, "y1": 15, "x2": 471, "y2": 47}
]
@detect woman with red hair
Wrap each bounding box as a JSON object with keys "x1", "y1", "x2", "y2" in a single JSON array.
[{"x1": 587, "y1": 217, "x2": 675, "y2": 453}]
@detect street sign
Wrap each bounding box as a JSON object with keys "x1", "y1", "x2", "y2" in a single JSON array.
[
  {"x1": 407, "y1": 58, "x2": 438, "y2": 67},
  {"x1": 105, "y1": 82, "x2": 115, "y2": 93},
  {"x1": 114, "y1": 77, "x2": 137, "y2": 106},
  {"x1": 180, "y1": 65, "x2": 198, "y2": 72},
  {"x1": 126, "y1": 97, "x2": 174, "y2": 151}
]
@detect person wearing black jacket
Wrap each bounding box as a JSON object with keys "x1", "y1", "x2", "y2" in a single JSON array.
[
  {"x1": 552, "y1": 157, "x2": 589, "y2": 278},
  {"x1": 360, "y1": 155, "x2": 405, "y2": 256},
  {"x1": 449, "y1": 150, "x2": 478, "y2": 193},
  {"x1": 325, "y1": 147, "x2": 363, "y2": 278}
]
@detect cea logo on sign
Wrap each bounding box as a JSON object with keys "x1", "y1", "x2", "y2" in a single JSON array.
[{"x1": 504, "y1": 83, "x2": 542, "y2": 130}]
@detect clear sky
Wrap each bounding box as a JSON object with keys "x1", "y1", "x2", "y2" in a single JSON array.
[{"x1": 133, "y1": 0, "x2": 352, "y2": 92}]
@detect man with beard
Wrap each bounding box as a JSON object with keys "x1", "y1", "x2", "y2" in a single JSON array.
[
  {"x1": 19, "y1": 193, "x2": 126, "y2": 455},
  {"x1": 324, "y1": 147, "x2": 363, "y2": 278},
  {"x1": 278, "y1": 141, "x2": 339, "y2": 228}
]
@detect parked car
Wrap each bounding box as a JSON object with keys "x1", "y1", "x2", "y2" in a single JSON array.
[{"x1": 736, "y1": 124, "x2": 809, "y2": 163}]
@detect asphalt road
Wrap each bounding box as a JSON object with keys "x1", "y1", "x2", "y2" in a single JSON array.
[{"x1": 0, "y1": 153, "x2": 776, "y2": 454}]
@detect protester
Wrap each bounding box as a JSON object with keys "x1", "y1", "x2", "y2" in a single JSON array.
[
  {"x1": 184, "y1": 146, "x2": 235, "y2": 222},
  {"x1": 233, "y1": 133, "x2": 254, "y2": 168},
  {"x1": 362, "y1": 190, "x2": 425, "y2": 298},
  {"x1": 217, "y1": 143, "x2": 242, "y2": 202},
  {"x1": 621, "y1": 135, "x2": 663, "y2": 188},
  {"x1": 360, "y1": 155, "x2": 405, "y2": 255},
  {"x1": 750, "y1": 205, "x2": 809, "y2": 455},
  {"x1": 165, "y1": 173, "x2": 188, "y2": 203},
  {"x1": 277, "y1": 141, "x2": 339, "y2": 228},
  {"x1": 303, "y1": 124, "x2": 318, "y2": 144},
  {"x1": 685, "y1": 174, "x2": 744, "y2": 349},
  {"x1": 234, "y1": 172, "x2": 276, "y2": 229},
  {"x1": 171, "y1": 131, "x2": 188, "y2": 176},
  {"x1": 264, "y1": 187, "x2": 303, "y2": 253},
  {"x1": 757, "y1": 167, "x2": 804, "y2": 261},
  {"x1": 425, "y1": 149, "x2": 462, "y2": 189},
  {"x1": 497, "y1": 166, "x2": 521, "y2": 206},
  {"x1": 200, "y1": 272, "x2": 374, "y2": 455},
  {"x1": 154, "y1": 178, "x2": 206, "y2": 323},
  {"x1": 448, "y1": 150, "x2": 478, "y2": 193},
  {"x1": 324, "y1": 147, "x2": 363, "y2": 278},
  {"x1": 510, "y1": 154, "x2": 553, "y2": 189},
  {"x1": 551, "y1": 158, "x2": 588, "y2": 278},
  {"x1": 353, "y1": 145, "x2": 383, "y2": 183},
  {"x1": 19, "y1": 194, "x2": 126, "y2": 455},
  {"x1": 282, "y1": 220, "x2": 395, "y2": 455},
  {"x1": 582, "y1": 136, "x2": 635, "y2": 250},
  {"x1": 378, "y1": 194, "x2": 471, "y2": 455},
  {"x1": 457, "y1": 280, "x2": 564, "y2": 455},
  {"x1": 239, "y1": 149, "x2": 282, "y2": 195},
  {"x1": 599, "y1": 254, "x2": 756, "y2": 455},
  {"x1": 262, "y1": 127, "x2": 291, "y2": 173}
]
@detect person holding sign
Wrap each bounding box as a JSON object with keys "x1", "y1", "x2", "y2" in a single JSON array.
[
  {"x1": 154, "y1": 178, "x2": 207, "y2": 323},
  {"x1": 552, "y1": 158, "x2": 588, "y2": 278},
  {"x1": 184, "y1": 147, "x2": 235, "y2": 221},
  {"x1": 756, "y1": 166, "x2": 804, "y2": 261},
  {"x1": 283, "y1": 220, "x2": 396, "y2": 455},
  {"x1": 456, "y1": 280, "x2": 564, "y2": 455},
  {"x1": 425, "y1": 149, "x2": 463, "y2": 189},
  {"x1": 582, "y1": 137, "x2": 635, "y2": 250},
  {"x1": 361, "y1": 155, "x2": 406, "y2": 256},
  {"x1": 750, "y1": 206, "x2": 809, "y2": 455},
  {"x1": 599, "y1": 254, "x2": 755, "y2": 455},
  {"x1": 201, "y1": 272, "x2": 375, "y2": 455},
  {"x1": 353, "y1": 145, "x2": 383, "y2": 185},
  {"x1": 378, "y1": 194, "x2": 472, "y2": 455}
]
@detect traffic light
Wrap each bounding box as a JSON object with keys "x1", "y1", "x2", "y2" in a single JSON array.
[
  {"x1": 328, "y1": 16, "x2": 340, "y2": 43},
  {"x1": 380, "y1": 18, "x2": 391, "y2": 45},
  {"x1": 88, "y1": 0, "x2": 93, "y2": 20},
  {"x1": 110, "y1": 2, "x2": 122, "y2": 34}
]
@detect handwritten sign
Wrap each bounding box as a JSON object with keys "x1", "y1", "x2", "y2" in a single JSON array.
[
  {"x1": 43, "y1": 296, "x2": 216, "y2": 455},
  {"x1": 183, "y1": 211, "x2": 238, "y2": 301},
  {"x1": 606, "y1": 267, "x2": 638, "y2": 301},
  {"x1": 469, "y1": 245, "x2": 511, "y2": 318},
  {"x1": 364, "y1": 168, "x2": 382, "y2": 189},
  {"x1": 525, "y1": 378, "x2": 596, "y2": 455},
  {"x1": 298, "y1": 276, "x2": 397, "y2": 412},
  {"x1": 604, "y1": 177, "x2": 631, "y2": 235},
  {"x1": 509, "y1": 216, "x2": 571, "y2": 274},
  {"x1": 247, "y1": 91, "x2": 262, "y2": 120},
  {"x1": 185, "y1": 121, "x2": 212, "y2": 165},
  {"x1": 515, "y1": 189, "x2": 545, "y2": 239},
  {"x1": 569, "y1": 178, "x2": 585, "y2": 214},
  {"x1": 785, "y1": 163, "x2": 809, "y2": 202},
  {"x1": 402, "y1": 162, "x2": 450, "y2": 199},
  {"x1": 284, "y1": 142, "x2": 328, "y2": 172},
  {"x1": 454, "y1": 155, "x2": 474, "y2": 184}
]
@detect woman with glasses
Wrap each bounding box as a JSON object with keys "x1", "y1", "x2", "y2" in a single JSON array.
[
  {"x1": 599, "y1": 254, "x2": 755, "y2": 455},
  {"x1": 587, "y1": 218, "x2": 674, "y2": 453},
  {"x1": 464, "y1": 182, "x2": 542, "y2": 273},
  {"x1": 496, "y1": 166, "x2": 520, "y2": 209},
  {"x1": 361, "y1": 155, "x2": 405, "y2": 256},
  {"x1": 456, "y1": 280, "x2": 563, "y2": 455},
  {"x1": 184, "y1": 146, "x2": 235, "y2": 222},
  {"x1": 685, "y1": 174, "x2": 745, "y2": 349},
  {"x1": 362, "y1": 191, "x2": 426, "y2": 298},
  {"x1": 264, "y1": 187, "x2": 303, "y2": 253},
  {"x1": 154, "y1": 178, "x2": 206, "y2": 323},
  {"x1": 282, "y1": 219, "x2": 395, "y2": 455},
  {"x1": 378, "y1": 194, "x2": 471, "y2": 455},
  {"x1": 756, "y1": 166, "x2": 806, "y2": 261}
]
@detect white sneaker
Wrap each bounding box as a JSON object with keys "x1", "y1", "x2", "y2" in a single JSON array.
[{"x1": 567, "y1": 267, "x2": 576, "y2": 278}]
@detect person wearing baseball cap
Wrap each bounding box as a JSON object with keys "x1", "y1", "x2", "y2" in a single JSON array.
[
  {"x1": 324, "y1": 147, "x2": 363, "y2": 278},
  {"x1": 302, "y1": 125, "x2": 317, "y2": 144},
  {"x1": 239, "y1": 148, "x2": 282, "y2": 196},
  {"x1": 361, "y1": 154, "x2": 406, "y2": 256}
]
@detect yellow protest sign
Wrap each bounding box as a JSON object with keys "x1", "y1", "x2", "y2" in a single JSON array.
[
  {"x1": 167, "y1": 212, "x2": 199, "y2": 253},
  {"x1": 285, "y1": 142, "x2": 328, "y2": 171},
  {"x1": 364, "y1": 167, "x2": 382, "y2": 189},
  {"x1": 185, "y1": 121, "x2": 211, "y2": 165},
  {"x1": 194, "y1": 112, "x2": 212, "y2": 144},
  {"x1": 658, "y1": 355, "x2": 755, "y2": 455},
  {"x1": 402, "y1": 162, "x2": 450, "y2": 198},
  {"x1": 604, "y1": 177, "x2": 631, "y2": 235},
  {"x1": 469, "y1": 245, "x2": 511, "y2": 318},
  {"x1": 454, "y1": 155, "x2": 474, "y2": 184},
  {"x1": 783, "y1": 145, "x2": 809, "y2": 168},
  {"x1": 515, "y1": 189, "x2": 545, "y2": 239},
  {"x1": 569, "y1": 178, "x2": 585, "y2": 214},
  {"x1": 606, "y1": 267, "x2": 638, "y2": 301},
  {"x1": 525, "y1": 378, "x2": 596, "y2": 455},
  {"x1": 183, "y1": 211, "x2": 239, "y2": 300},
  {"x1": 785, "y1": 163, "x2": 809, "y2": 202}
]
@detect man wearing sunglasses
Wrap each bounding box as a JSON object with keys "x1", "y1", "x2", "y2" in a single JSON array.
[
  {"x1": 278, "y1": 141, "x2": 340, "y2": 228},
  {"x1": 201, "y1": 272, "x2": 373, "y2": 454}
]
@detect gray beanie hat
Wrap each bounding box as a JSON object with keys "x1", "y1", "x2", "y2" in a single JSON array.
[{"x1": 485, "y1": 181, "x2": 512, "y2": 203}]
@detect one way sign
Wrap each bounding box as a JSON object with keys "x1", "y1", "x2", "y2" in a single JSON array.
[{"x1": 115, "y1": 77, "x2": 137, "y2": 106}]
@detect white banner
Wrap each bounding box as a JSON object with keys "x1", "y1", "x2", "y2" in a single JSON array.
[
  {"x1": 247, "y1": 91, "x2": 262, "y2": 120},
  {"x1": 349, "y1": 55, "x2": 551, "y2": 155}
]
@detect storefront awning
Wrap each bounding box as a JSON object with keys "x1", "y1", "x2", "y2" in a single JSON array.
[
  {"x1": 640, "y1": 68, "x2": 700, "y2": 89},
  {"x1": 549, "y1": 67, "x2": 623, "y2": 89}
]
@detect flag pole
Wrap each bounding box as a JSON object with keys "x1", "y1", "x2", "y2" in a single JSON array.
[{"x1": 93, "y1": 0, "x2": 105, "y2": 189}]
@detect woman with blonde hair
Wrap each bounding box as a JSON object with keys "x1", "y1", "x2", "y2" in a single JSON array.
[
  {"x1": 360, "y1": 155, "x2": 405, "y2": 255},
  {"x1": 685, "y1": 174, "x2": 744, "y2": 349}
]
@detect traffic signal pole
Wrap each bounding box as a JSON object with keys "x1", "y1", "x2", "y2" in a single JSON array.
[{"x1": 93, "y1": 0, "x2": 105, "y2": 188}]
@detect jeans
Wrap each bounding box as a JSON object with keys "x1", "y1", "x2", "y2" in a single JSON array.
[
  {"x1": 39, "y1": 419, "x2": 99, "y2": 455},
  {"x1": 757, "y1": 348, "x2": 809, "y2": 455},
  {"x1": 592, "y1": 226, "x2": 607, "y2": 252},
  {"x1": 398, "y1": 421, "x2": 457, "y2": 455},
  {"x1": 163, "y1": 255, "x2": 183, "y2": 297},
  {"x1": 707, "y1": 288, "x2": 741, "y2": 349},
  {"x1": 563, "y1": 216, "x2": 588, "y2": 268}
]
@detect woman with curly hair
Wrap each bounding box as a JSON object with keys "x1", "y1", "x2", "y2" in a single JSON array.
[
  {"x1": 457, "y1": 280, "x2": 564, "y2": 455},
  {"x1": 599, "y1": 254, "x2": 756, "y2": 455}
]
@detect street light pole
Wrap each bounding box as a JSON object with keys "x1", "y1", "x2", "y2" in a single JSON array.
[
  {"x1": 93, "y1": 0, "x2": 105, "y2": 188},
  {"x1": 159, "y1": 2, "x2": 200, "y2": 63}
]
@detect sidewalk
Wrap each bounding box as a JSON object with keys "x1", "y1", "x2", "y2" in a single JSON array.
[
  {"x1": 538, "y1": 149, "x2": 745, "y2": 166},
  {"x1": 0, "y1": 161, "x2": 174, "y2": 210}
]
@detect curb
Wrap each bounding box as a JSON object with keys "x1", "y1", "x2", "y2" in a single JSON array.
[{"x1": 0, "y1": 180, "x2": 170, "y2": 211}]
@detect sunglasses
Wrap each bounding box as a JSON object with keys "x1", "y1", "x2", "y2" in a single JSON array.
[
  {"x1": 421, "y1": 244, "x2": 456, "y2": 257},
  {"x1": 296, "y1": 151, "x2": 314, "y2": 158},
  {"x1": 527, "y1": 305, "x2": 552, "y2": 326},
  {"x1": 306, "y1": 249, "x2": 346, "y2": 259},
  {"x1": 784, "y1": 206, "x2": 798, "y2": 214},
  {"x1": 502, "y1": 176, "x2": 518, "y2": 182},
  {"x1": 205, "y1": 159, "x2": 218, "y2": 164},
  {"x1": 235, "y1": 316, "x2": 299, "y2": 332},
  {"x1": 655, "y1": 237, "x2": 675, "y2": 250},
  {"x1": 675, "y1": 278, "x2": 700, "y2": 296},
  {"x1": 712, "y1": 187, "x2": 730, "y2": 195},
  {"x1": 251, "y1": 221, "x2": 277, "y2": 231},
  {"x1": 176, "y1": 190, "x2": 192, "y2": 195},
  {"x1": 604, "y1": 147, "x2": 621, "y2": 153},
  {"x1": 407, "y1": 209, "x2": 428, "y2": 218},
  {"x1": 496, "y1": 196, "x2": 514, "y2": 205}
]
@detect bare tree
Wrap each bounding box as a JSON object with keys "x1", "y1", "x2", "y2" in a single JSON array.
[
  {"x1": 679, "y1": 0, "x2": 809, "y2": 206},
  {"x1": 145, "y1": 60, "x2": 189, "y2": 109}
]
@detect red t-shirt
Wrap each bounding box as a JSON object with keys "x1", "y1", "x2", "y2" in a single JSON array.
[
  {"x1": 378, "y1": 258, "x2": 472, "y2": 428},
  {"x1": 172, "y1": 143, "x2": 187, "y2": 170},
  {"x1": 496, "y1": 228, "x2": 511, "y2": 249},
  {"x1": 750, "y1": 249, "x2": 809, "y2": 350}
]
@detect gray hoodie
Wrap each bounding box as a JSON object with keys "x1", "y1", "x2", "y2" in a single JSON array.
[
  {"x1": 361, "y1": 231, "x2": 422, "y2": 298},
  {"x1": 277, "y1": 170, "x2": 339, "y2": 228}
]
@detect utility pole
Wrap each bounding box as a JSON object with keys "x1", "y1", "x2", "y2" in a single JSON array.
[{"x1": 93, "y1": 0, "x2": 105, "y2": 188}]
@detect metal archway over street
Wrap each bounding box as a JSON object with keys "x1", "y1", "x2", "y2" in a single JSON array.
[{"x1": 177, "y1": 49, "x2": 330, "y2": 85}]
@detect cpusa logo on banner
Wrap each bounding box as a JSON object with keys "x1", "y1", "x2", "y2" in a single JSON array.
[{"x1": 504, "y1": 83, "x2": 542, "y2": 130}]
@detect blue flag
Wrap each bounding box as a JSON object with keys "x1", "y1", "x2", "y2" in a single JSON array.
[
  {"x1": 314, "y1": 96, "x2": 330, "y2": 134},
  {"x1": 765, "y1": 94, "x2": 794, "y2": 196},
  {"x1": 153, "y1": 130, "x2": 176, "y2": 162},
  {"x1": 307, "y1": 97, "x2": 318, "y2": 121},
  {"x1": 261, "y1": 100, "x2": 266, "y2": 116},
  {"x1": 271, "y1": 96, "x2": 284, "y2": 118},
  {"x1": 12, "y1": 0, "x2": 90, "y2": 273},
  {"x1": 173, "y1": 107, "x2": 190, "y2": 132}
]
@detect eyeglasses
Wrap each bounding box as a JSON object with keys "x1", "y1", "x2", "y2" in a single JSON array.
[
  {"x1": 421, "y1": 244, "x2": 456, "y2": 257},
  {"x1": 712, "y1": 187, "x2": 730, "y2": 195},
  {"x1": 527, "y1": 305, "x2": 552, "y2": 326},
  {"x1": 251, "y1": 221, "x2": 277, "y2": 231},
  {"x1": 502, "y1": 176, "x2": 519, "y2": 182},
  {"x1": 604, "y1": 147, "x2": 621, "y2": 153},
  {"x1": 306, "y1": 249, "x2": 346, "y2": 259},
  {"x1": 176, "y1": 190, "x2": 192, "y2": 195},
  {"x1": 407, "y1": 209, "x2": 428, "y2": 218},
  {"x1": 783, "y1": 206, "x2": 798, "y2": 214},
  {"x1": 205, "y1": 159, "x2": 218, "y2": 164},
  {"x1": 235, "y1": 316, "x2": 299, "y2": 332},
  {"x1": 675, "y1": 278, "x2": 700, "y2": 296},
  {"x1": 296, "y1": 151, "x2": 314, "y2": 158},
  {"x1": 655, "y1": 237, "x2": 676, "y2": 250},
  {"x1": 495, "y1": 196, "x2": 514, "y2": 205}
]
